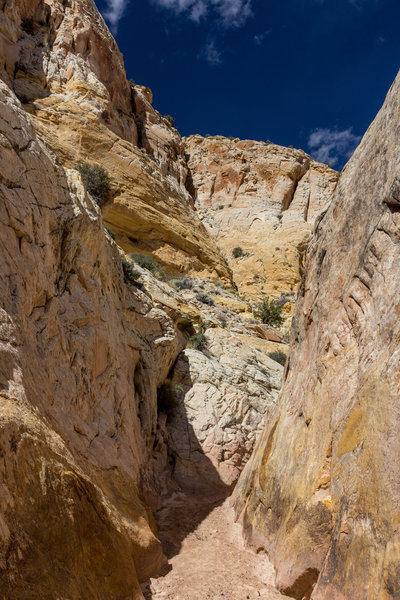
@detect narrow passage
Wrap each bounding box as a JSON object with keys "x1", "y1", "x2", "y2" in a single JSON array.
[{"x1": 142, "y1": 495, "x2": 289, "y2": 600}]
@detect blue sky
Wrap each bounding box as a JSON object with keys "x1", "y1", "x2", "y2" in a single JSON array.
[{"x1": 96, "y1": 0, "x2": 400, "y2": 169}]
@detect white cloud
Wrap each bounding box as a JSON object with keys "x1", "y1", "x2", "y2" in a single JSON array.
[
  {"x1": 254, "y1": 29, "x2": 271, "y2": 45},
  {"x1": 154, "y1": 0, "x2": 253, "y2": 27},
  {"x1": 103, "y1": 0, "x2": 128, "y2": 33},
  {"x1": 308, "y1": 127, "x2": 361, "y2": 167},
  {"x1": 203, "y1": 40, "x2": 222, "y2": 65}
]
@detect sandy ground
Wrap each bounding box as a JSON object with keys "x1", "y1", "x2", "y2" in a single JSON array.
[{"x1": 141, "y1": 495, "x2": 288, "y2": 600}]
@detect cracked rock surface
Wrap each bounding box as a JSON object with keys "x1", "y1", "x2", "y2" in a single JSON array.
[{"x1": 233, "y1": 70, "x2": 400, "y2": 599}]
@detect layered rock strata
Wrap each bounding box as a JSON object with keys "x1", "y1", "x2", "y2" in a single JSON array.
[
  {"x1": 184, "y1": 135, "x2": 339, "y2": 301},
  {"x1": 0, "y1": 45, "x2": 287, "y2": 598},
  {"x1": 0, "y1": 79, "x2": 185, "y2": 598},
  {"x1": 1, "y1": 0, "x2": 231, "y2": 281},
  {"x1": 233, "y1": 71, "x2": 400, "y2": 600}
]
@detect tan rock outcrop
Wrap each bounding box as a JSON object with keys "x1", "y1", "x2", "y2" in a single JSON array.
[
  {"x1": 233, "y1": 71, "x2": 400, "y2": 599},
  {"x1": 184, "y1": 135, "x2": 339, "y2": 300},
  {"x1": 0, "y1": 78, "x2": 190, "y2": 598},
  {"x1": 154, "y1": 328, "x2": 283, "y2": 499},
  {"x1": 1, "y1": 0, "x2": 231, "y2": 282}
]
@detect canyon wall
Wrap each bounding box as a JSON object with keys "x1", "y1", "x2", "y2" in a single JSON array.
[
  {"x1": 233, "y1": 71, "x2": 400, "y2": 600},
  {"x1": 0, "y1": 77, "x2": 184, "y2": 598},
  {"x1": 1, "y1": 0, "x2": 231, "y2": 280},
  {"x1": 0, "y1": 1, "x2": 290, "y2": 596},
  {"x1": 184, "y1": 135, "x2": 339, "y2": 302}
]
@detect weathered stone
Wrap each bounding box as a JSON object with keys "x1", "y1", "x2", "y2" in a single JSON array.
[
  {"x1": 233, "y1": 71, "x2": 400, "y2": 600},
  {"x1": 0, "y1": 79, "x2": 188, "y2": 598},
  {"x1": 1, "y1": 0, "x2": 232, "y2": 282},
  {"x1": 153, "y1": 328, "x2": 283, "y2": 499},
  {"x1": 184, "y1": 135, "x2": 339, "y2": 301}
]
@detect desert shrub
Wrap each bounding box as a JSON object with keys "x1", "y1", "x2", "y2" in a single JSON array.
[
  {"x1": 129, "y1": 253, "x2": 165, "y2": 278},
  {"x1": 189, "y1": 333, "x2": 207, "y2": 350},
  {"x1": 21, "y1": 18, "x2": 35, "y2": 34},
  {"x1": 232, "y1": 247, "x2": 244, "y2": 258},
  {"x1": 122, "y1": 258, "x2": 141, "y2": 284},
  {"x1": 196, "y1": 292, "x2": 214, "y2": 306},
  {"x1": 268, "y1": 350, "x2": 287, "y2": 366},
  {"x1": 217, "y1": 205, "x2": 224, "y2": 210},
  {"x1": 175, "y1": 277, "x2": 193, "y2": 290},
  {"x1": 253, "y1": 297, "x2": 285, "y2": 327},
  {"x1": 219, "y1": 317, "x2": 227, "y2": 328},
  {"x1": 164, "y1": 115, "x2": 175, "y2": 127},
  {"x1": 104, "y1": 225, "x2": 115, "y2": 239},
  {"x1": 157, "y1": 383, "x2": 180, "y2": 418},
  {"x1": 128, "y1": 78, "x2": 135, "y2": 86},
  {"x1": 76, "y1": 163, "x2": 111, "y2": 206}
]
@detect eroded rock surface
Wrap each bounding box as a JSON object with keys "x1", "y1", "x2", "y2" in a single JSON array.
[
  {"x1": 0, "y1": 79, "x2": 188, "y2": 598},
  {"x1": 157, "y1": 328, "x2": 283, "y2": 498},
  {"x1": 233, "y1": 71, "x2": 400, "y2": 599},
  {"x1": 1, "y1": 0, "x2": 231, "y2": 281},
  {"x1": 184, "y1": 135, "x2": 339, "y2": 301}
]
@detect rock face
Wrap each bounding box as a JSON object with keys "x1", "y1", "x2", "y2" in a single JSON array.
[
  {"x1": 184, "y1": 135, "x2": 339, "y2": 301},
  {"x1": 1, "y1": 0, "x2": 231, "y2": 281},
  {"x1": 158, "y1": 328, "x2": 283, "y2": 498},
  {"x1": 233, "y1": 71, "x2": 400, "y2": 599},
  {"x1": 0, "y1": 27, "x2": 287, "y2": 596},
  {"x1": 0, "y1": 78, "x2": 189, "y2": 598}
]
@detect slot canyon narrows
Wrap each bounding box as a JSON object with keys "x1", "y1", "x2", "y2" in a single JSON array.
[{"x1": 0, "y1": 1, "x2": 399, "y2": 599}]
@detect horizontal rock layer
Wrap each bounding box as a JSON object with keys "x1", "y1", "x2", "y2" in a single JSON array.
[
  {"x1": 184, "y1": 135, "x2": 339, "y2": 301},
  {"x1": 1, "y1": 0, "x2": 231, "y2": 282}
]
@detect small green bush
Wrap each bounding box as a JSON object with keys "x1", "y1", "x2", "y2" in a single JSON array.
[
  {"x1": 189, "y1": 333, "x2": 207, "y2": 350},
  {"x1": 164, "y1": 115, "x2": 175, "y2": 127},
  {"x1": 104, "y1": 225, "x2": 115, "y2": 239},
  {"x1": 196, "y1": 292, "x2": 214, "y2": 306},
  {"x1": 157, "y1": 383, "x2": 179, "y2": 419},
  {"x1": 253, "y1": 297, "x2": 285, "y2": 327},
  {"x1": 232, "y1": 247, "x2": 244, "y2": 258},
  {"x1": 122, "y1": 258, "x2": 141, "y2": 284},
  {"x1": 129, "y1": 253, "x2": 165, "y2": 278},
  {"x1": 175, "y1": 277, "x2": 193, "y2": 290},
  {"x1": 217, "y1": 205, "x2": 224, "y2": 210},
  {"x1": 268, "y1": 350, "x2": 287, "y2": 366},
  {"x1": 76, "y1": 163, "x2": 111, "y2": 206}
]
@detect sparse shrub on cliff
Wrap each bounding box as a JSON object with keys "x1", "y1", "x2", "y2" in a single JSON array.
[
  {"x1": 232, "y1": 247, "x2": 244, "y2": 258},
  {"x1": 129, "y1": 253, "x2": 165, "y2": 278},
  {"x1": 157, "y1": 382, "x2": 180, "y2": 419},
  {"x1": 174, "y1": 277, "x2": 193, "y2": 290},
  {"x1": 253, "y1": 297, "x2": 285, "y2": 328},
  {"x1": 21, "y1": 18, "x2": 35, "y2": 34},
  {"x1": 76, "y1": 163, "x2": 111, "y2": 207},
  {"x1": 164, "y1": 115, "x2": 175, "y2": 127},
  {"x1": 268, "y1": 350, "x2": 287, "y2": 366},
  {"x1": 189, "y1": 333, "x2": 207, "y2": 350},
  {"x1": 122, "y1": 258, "x2": 141, "y2": 284},
  {"x1": 104, "y1": 225, "x2": 115, "y2": 240},
  {"x1": 196, "y1": 292, "x2": 214, "y2": 306}
]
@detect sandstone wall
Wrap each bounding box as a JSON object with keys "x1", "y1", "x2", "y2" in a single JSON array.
[
  {"x1": 233, "y1": 71, "x2": 400, "y2": 600},
  {"x1": 184, "y1": 135, "x2": 339, "y2": 301},
  {"x1": 0, "y1": 77, "x2": 192, "y2": 598},
  {"x1": 0, "y1": 0, "x2": 231, "y2": 281}
]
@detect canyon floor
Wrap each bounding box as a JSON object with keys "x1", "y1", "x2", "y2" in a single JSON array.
[{"x1": 141, "y1": 495, "x2": 287, "y2": 600}]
